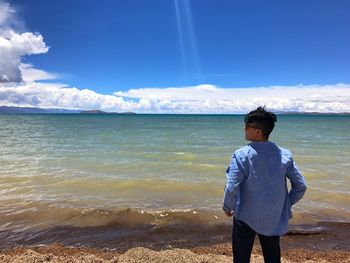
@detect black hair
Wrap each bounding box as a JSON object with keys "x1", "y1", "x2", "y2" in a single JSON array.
[{"x1": 244, "y1": 106, "x2": 277, "y2": 138}]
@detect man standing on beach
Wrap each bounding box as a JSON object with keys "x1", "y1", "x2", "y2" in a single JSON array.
[{"x1": 223, "y1": 106, "x2": 307, "y2": 263}]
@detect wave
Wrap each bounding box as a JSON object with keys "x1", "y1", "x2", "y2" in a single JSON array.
[
  {"x1": 0, "y1": 204, "x2": 229, "y2": 249},
  {"x1": 1, "y1": 201, "x2": 349, "y2": 250},
  {"x1": 0, "y1": 202, "x2": 227, "y2": 231}
]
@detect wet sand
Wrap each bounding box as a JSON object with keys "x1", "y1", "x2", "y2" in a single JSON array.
[{"x1": 1, "y1": 221, "x2": 349, "y2": 262}]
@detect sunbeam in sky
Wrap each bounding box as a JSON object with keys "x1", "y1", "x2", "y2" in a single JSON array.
[
  {"x1": 173, "y1": 0, "x2": 202, "y2": 84},
  {"x1": 173, "y1": 0, "x2": 187, "y2": 80}
]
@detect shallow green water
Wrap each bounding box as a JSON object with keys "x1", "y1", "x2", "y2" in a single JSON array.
[{"x1": 0, "y1": 114, "x2": 349, "y2": 231}]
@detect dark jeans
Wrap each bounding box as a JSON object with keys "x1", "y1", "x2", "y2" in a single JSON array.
[{"x1": 232, "y1": 218, "x2": 281, "y2": 263}]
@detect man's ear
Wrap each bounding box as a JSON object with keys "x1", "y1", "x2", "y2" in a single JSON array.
[{"x1": 256, "y1": 129, "x2": 265, "y2": 139}]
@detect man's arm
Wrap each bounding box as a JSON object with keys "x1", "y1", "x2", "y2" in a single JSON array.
[
  {"x1": 223, "y1": 153, "x2": 245, "y2": 216},
  {"x1": 286, "y1": 157, "x2": 307, "y2": 205}
]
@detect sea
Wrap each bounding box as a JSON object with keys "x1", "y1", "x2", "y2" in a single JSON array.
[{"x1": 0, "y1": 113, "x2": 349, "y2": 248}]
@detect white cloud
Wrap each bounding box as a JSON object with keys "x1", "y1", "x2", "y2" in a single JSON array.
[
  {"x1": 0, "y1": 1, "x2": 12, "y2": 24},
  {"x1": 0, "y1": 31, "x2": 49, "y2": 82},
  {"x1": 1, "y1": 82, "x2": 350, "y2": 113},
  {"x1": 19, "y1": 63, "x2": 57, "y2": 83},
  {"x1": 0, "y1": 1, "x2": 49, "y2": 82},
  {"x1": 0, "y1": 0, "x2": 24, "y2": 37},
  {"x1": 0, "y1": 82, "x2": 137, "y2": 111},
  {"x1": 113, "y1": 84, "x2": 350, "y2": 113}
]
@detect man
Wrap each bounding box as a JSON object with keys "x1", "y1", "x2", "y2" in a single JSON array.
[{"x1": 223, "y1": 106, "x2": 307, "y2": 263}]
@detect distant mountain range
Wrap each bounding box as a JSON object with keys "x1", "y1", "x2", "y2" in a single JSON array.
[
  {"x1": 0, "y1": 106, "x2": 79, "y2": 114},
  {"x1": 0, "y1": 106, "x2": 348, "y2": 115},
  {"x1": 0, "y1": 106, "x2": 136, "y2": 114},
  {"x1": 80, "y1": 110, "x2": 136, "y2": 114}
]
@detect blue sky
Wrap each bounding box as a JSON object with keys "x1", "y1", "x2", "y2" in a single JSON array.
[{"x1": 1, "y1": 0, "x2": 350, "y2": 113}]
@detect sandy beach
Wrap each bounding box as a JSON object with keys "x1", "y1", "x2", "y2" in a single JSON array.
[
  {"x1": 1, "y1": 221, "x2": 349, "y2": 263},
  {"x1": 1, "y1": 243, "x2": 349, "y2": 263}
]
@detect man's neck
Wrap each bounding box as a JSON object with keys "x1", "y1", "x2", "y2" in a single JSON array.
[{"x1": 250, "y1": 138, "x2": 268, "y2": 142}]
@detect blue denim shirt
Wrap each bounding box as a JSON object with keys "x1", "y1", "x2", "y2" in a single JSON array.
[{"x1": 223, "y1": 141, "x2": 307, "y2": 236}]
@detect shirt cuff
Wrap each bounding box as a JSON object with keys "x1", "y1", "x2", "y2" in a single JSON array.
[{"x1": 222, "y1": 204, "x2": 233, "y2": 212}]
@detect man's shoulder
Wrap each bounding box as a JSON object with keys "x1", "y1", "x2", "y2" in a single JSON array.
[
  {"x1": 233, "y1": 143, "x2": 293, "y2": 158},
  {"x1": 274, "y1": 145, "x2": 294, "y2": 164},
  {"x1": 233, "y1": 145, "x2": 252, "y2": 157},
  {"x1": 277, "y1": 146, "x2": 293, "y2": 157}
]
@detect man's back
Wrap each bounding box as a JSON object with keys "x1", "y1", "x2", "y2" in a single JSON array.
[{"x1": 232, "y1": 141, "x2": 297, "y2": 236}]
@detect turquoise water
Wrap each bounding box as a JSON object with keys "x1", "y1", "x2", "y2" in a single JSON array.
[{"x1": 0, "y1": 114, "x2": 349, "y2": 237}]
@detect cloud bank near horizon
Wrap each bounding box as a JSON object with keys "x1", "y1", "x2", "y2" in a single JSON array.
[
  {"x1": 1, "y1": 83, "x2": 350, "y2": 113},
  {"x1": 113, "y1": 84, "x2": 350, "y2": 113},
  {"x1": 0, "y1": 1, "x2": 350, "y2": 114}
]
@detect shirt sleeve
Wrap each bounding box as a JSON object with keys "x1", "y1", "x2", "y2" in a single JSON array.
[
  {"x1": 286, "y1": 157, "x2": 307, "y2": 205},
  {"x1": 223, "y1": 153, "x2": 245, "y2": 212}
]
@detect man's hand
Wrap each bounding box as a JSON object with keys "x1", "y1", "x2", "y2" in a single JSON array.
[{"x1": 224, "y1": 210, "x2": 234, "y2": 217}]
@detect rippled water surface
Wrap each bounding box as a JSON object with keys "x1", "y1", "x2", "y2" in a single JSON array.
[{"x1": 0, "y1": 114, "x2": 349, "y2": 238}]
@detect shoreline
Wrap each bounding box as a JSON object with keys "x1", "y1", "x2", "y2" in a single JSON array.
[
  {"x1": 1, "y1": 205, "x2": 349, "y2": 250},
  {"x1": 1, "y1": 221, "x2": 349, "y2": 250},
  {"x1": 1, "y1": 221, "x2": 350, "y2": 262}
]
